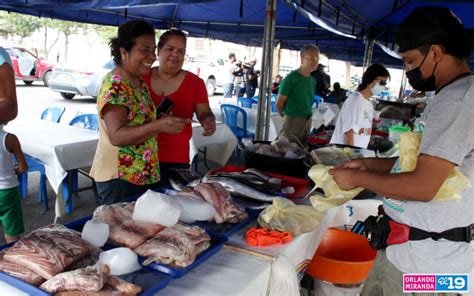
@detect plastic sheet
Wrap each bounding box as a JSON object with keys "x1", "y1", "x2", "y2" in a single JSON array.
[
  {"x1": 399, "y1": 132, "x2": 471, "y2": 201},
  {"x1": 257, "y1": 199, "x2": 325, "y2": 236},
  {"x1": 308, "y1": 165, "x2": 364, "y2": 212}
]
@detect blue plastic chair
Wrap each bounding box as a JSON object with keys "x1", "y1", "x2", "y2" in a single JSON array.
[
  {"x1": 41, "y1": 106, "x2": 65, "y2": 123},
  {"x1": 237, "y1": 97, "x2": 257, "y2": 109},
  {"x1": 220, "y1": 104, "x2": 255, "y2": 162},
  {"x1": 313, "y1": 95, "x2": 324, "y2": 108},
  {"x1": 17, "y1": 155, "x2": 48, "y2": 212},
  {"x1": 69, "y1": 114, "x2": 99, "y2": 131}
]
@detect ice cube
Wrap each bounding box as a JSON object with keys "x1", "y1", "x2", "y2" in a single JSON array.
[
  {"x1": 99, "y1": 248, "x2": 141, "y2": 276},
  {"x1": 81, "y1": 220, "x2": 109, "y2": 247},
  {"x1": 132, "y1": 190, "x2": 182, "y2": 227},
  {"x1": 174, "y1": 195, "x2": 216, "y2": 223}
]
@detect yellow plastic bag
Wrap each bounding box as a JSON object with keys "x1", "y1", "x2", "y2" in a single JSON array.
[
  {"x1": 399, "y1": 132, "x2": 471, "y2": 201},
  {"x1": 258, "y1": 198, "x2": 326, "y2": 236},
  {"x1": 307, "y1": 164, "x2": 364, "y2": 212}
]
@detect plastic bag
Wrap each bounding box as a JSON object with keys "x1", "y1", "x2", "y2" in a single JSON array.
[
  {"x1": 308, "y1": 164, "x2": 363, "y2": 212},
  {"x1": 399, "y1": 132, "x2": 471, "y2": 201},
  {"x1": 257, "y1": 198, "x2": 325, "y2": 236}
]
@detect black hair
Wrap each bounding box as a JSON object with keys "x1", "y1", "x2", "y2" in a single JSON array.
[
  {"x1": 357, "y1": 64, "x2": 390, "y2": 91},
  {"x1": 157, "y1": 28, "x2": 187, "y2": 50},
  {"x1": 109, "y1": 20, "x2": 155, "y2": 66},
  {"x1": 333, "y1": 82, "x2": 341, "y2": 90},
  {"x1": 229, "y1": 53, "x2": 236, "y2": 59}
]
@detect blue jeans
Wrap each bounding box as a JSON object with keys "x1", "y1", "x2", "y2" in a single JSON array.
[
  {"x1": 223, "y1": 83, "x2": 234, "y2": 98},
  {"x1": 246, "y1": 85, "x2": 256, "y2": 98},
  {"x1": 95, "y1": 178, "x2": 160, "y2": 205}
]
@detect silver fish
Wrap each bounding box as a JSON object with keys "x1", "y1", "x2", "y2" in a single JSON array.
[{"x1": 202, "y1": 175, "x2": 281, "y2": 202}]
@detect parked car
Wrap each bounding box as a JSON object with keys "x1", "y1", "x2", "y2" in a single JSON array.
[
  {"x1": 184, "y1": 57, "x2": 227, "y2": 96},
  {"x1": 49, "y1": 60, "x2": 115, "y2": 100},
  {"x1": 4, "y1": 47, "x2": 55, "y2": 86}
]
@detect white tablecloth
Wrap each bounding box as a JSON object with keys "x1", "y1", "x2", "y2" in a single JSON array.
[
  {"x1": 5, "y1": 119, "x2": 99, "y2": 193},
  {"x1": 312, "y1": 102, "x2": 341, "y2": 129},
  {"x1": 160, "y1": 206, "x2": 341, "y2": 296},
  {"x1": 189, "y1": 122, "x2": 238, "y2": 166}
]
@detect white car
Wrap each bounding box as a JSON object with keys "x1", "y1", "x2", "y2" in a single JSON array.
[
  {"x1": 49, "y1": 60, "x2": 115, "y2": 100},
  {"x1": 185, "y1": 57, "x2": 227, "y2": 96}
]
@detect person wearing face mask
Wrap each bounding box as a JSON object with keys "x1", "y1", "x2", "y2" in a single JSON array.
[
  {"x1": 330, "y1": 6, "x2": 473, "y2": 295},
  {"x1": 330, "y1": 64, "x2": 390, "y2": 148}
]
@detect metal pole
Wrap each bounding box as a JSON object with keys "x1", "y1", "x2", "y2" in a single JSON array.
[
  {"x1": 362, "y1": 38, "x2": 374, "y2": 71},
  {"x1": 256, "y1": 0, "x2": 276, "y2": 141}
]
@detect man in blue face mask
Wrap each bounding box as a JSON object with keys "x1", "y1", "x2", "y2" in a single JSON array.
[{"x1": 330, "y1": 6, "x2": 473, "y2": 295}]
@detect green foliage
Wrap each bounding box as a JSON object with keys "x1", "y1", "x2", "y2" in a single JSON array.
[
  {"x1": 94, "y1": 25, "x2": 118, "y2": 44},
  {"x1": 0, "y1": 11, "x2": 42, "y2": 38},
  {"x1": 42, "y1": 18, "x2": 85, "y2": 35}
]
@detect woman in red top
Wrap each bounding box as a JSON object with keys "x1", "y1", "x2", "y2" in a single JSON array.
[{"x1": 144, "y1": 29, "x2": 216, "y2": 187}]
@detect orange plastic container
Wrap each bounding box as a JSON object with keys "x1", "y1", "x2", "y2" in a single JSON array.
[{"x1": 306, "y1": 228, "x2": 377, "y2": 285}]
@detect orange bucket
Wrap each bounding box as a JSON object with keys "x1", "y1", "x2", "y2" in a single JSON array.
[{"x1": 306, "y1": 227, "x2": 377, "y2": 285}]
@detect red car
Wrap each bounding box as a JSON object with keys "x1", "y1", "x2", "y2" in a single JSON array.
[{"x1": 4, "y1": 47, "x2": 55, "y2": 86}]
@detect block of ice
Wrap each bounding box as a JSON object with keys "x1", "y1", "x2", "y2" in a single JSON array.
[
  {"x1": 81, "y1": 220, "x2": 109, "y2": 247},
  {"x1": 132, "y1": 190, "x2": 182, "y2": 227},
  {"x1": 99, "y1": 248, "x2": 141, "y2": 276},
  {"x1": 173, "y1": 195, "x2": 217, "y2": 223}
]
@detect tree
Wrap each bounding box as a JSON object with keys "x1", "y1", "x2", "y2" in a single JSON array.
[
  {"x1": 95, "y1": 25, "x2": 118, "y2": 45},
  {"x1": 45, "y1": 19, "x2": 85, "y2": 62},
  {"x1": 0, "y1": 12, "x2": 42, "y2": 41}
]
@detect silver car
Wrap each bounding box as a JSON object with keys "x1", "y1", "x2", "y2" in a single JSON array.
[{"x1": 49, "y1": 60, "x2": 115, "y2": 100}]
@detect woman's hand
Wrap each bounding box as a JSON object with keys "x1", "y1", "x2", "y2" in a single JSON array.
[
  {"x1": 156, "y1": 115, "x2": 190, "y2": 134},
  {"x1": 200, "y1": 115, "x2": 216, "y2": 136}
]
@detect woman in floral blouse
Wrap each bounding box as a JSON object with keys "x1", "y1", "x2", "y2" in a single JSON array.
[{"x1": 90, "y1": 20, "x2": 190, "y2": 204}]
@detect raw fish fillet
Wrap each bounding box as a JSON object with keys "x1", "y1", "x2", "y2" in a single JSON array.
[
  {"x1": 68, "y1": 247, "x2": 101, "y2": 270},
  {"x1": 194, "y1": 183, "x2": 248, "y2": 223},
  {"x1": 106, "y1": 275, "x2": 142, "y2": 294},
  {"x1": 134, "y1": 223, "x2": 211, "y2": 268},
  {"x1": 40, "y1": 263, "x2": 107, "y2": 293},
  {"x1": 93, "y1": 203, "x2": 165, "y2": 249},
  {"x1": 4, "y1": 224, "x2": 93, "y2": 279},
  {"x1": 0, "y1": 251, "x2": 45, "y2": 286},
  {"x1": 54, "y1": 276, "x2": 141, "y2": 295}
]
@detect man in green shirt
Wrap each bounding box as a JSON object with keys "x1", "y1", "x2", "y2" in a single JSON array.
[{"x1": 276, "y1": 44, "x2": 319, "y2": 144}]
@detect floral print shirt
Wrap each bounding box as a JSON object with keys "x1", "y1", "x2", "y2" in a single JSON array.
[{"x1": 97, "y1": 72, "x2": 159, "y2": 185}]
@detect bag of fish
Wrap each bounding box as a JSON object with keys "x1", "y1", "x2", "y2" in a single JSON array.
[{"x1": 257, "y1": 198, "x2": 325, "y2": 236}]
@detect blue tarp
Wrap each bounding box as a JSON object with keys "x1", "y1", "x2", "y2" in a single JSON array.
[{"x1": 0, "y1": 0, "x2": 472, "y2": 67}]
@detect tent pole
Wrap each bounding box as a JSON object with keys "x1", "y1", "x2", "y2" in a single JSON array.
[
  {"x1": 362, "y1": 28, "x2": 375, "y2": 71},
  {"x1": 256, "y1": 0, "x2": 277, "y2": 141}
]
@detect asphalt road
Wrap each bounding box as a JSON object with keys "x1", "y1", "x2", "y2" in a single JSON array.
[{"x1": 14, "y1": 81, "x2": 97, "y2": 123}]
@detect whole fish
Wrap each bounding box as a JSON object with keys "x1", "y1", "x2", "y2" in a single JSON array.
[{"x1": 202, "y1": 175, "x2": 281, "y2": 202}]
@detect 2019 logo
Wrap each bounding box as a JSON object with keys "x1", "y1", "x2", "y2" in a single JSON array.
[{"x1": 403, "y1": 274, "x2": 469, "y2": 293}]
